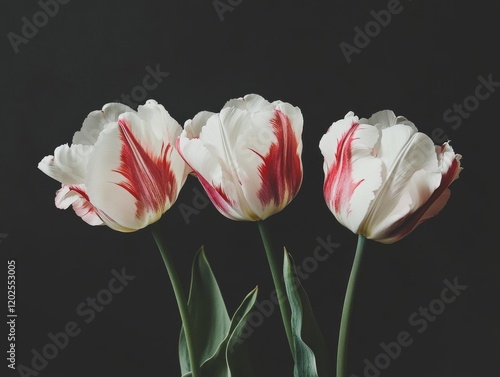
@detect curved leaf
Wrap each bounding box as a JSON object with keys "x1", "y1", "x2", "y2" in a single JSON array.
[
  {"x1": 201, "y1": 287, "x2": 258, "y2": 377},
  {"x1": 179, "y1": 247, "x2": 231, "y2": 375},
  {"x1": 283, "y1": 250, "x2": 332, "y2": 377}
]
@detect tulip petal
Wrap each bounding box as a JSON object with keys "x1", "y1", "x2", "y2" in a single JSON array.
[
  {"x1": 86, "y1": 106, "x2": 183, "y2": 232},
  {"x1": 379, "y1": 143, "x2": 462, "y2": 243},
  {"x1": 362, "y1": 131, "x2": 442, "y2": 240},
  {"x1": 135, "y1": 100, "x2": 192, "y2": 183},
  {"x1": 38, "y1": 144, "x2": 93, "y2": 185},
  {"x1": 178, "y1": 95, "x2": 304, "y2": 221},
  {"x1": 55, "y1": 185, "x2": 103, "y2": 226},
  {"x1": 178, "y1": 108, "x2": 257, "y2": 220},
  {"x1": 223, "y1": 93, "x2": 274, "y2": 113},
  {"x1": 183, "y1": 111, "x2": 215, "y2": 139},
  {"x1": 319, "y1": 112, "x2": 383, "y2": 233},
  {"x1": 360, "y1": 109, "x2": 398, "y2": 128},
  {"x1": 249, "y1": 107, "x2": 303, "y2": 218},
  {"x1": 72, "y1": 103, "x2": 134, "y2": 145}
]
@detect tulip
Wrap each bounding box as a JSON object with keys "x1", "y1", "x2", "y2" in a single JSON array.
[
  {"x1": 320, "y1": 110, "x2": 462, "y2": 244},
  {"x1": 321, "y1": 110, "x2": 463, "y2": 377},
  {"x1": 176, "y1": 93, "x2": 303, "y2": 221},
  {"x1": 177, "y1": 93, "x2": 304, "y2": 355},
  {"x1": 38, "y1": 100, "x2": 190, "y2": 232}
]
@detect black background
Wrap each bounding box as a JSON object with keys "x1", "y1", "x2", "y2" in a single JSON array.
[{"x1": 1, "y1": 1, "x2": 499, "y2": 376}]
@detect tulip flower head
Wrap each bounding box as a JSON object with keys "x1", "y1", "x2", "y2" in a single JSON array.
[
  {"x1": 177, "y1": 94, "x2": 303, "y2": 221},
  {"x1": 38, "y1": 100, "x2": 190, "y2": 232},
  {"x1": 319, "y1": 110, "x2": 462, "y2": 244}
]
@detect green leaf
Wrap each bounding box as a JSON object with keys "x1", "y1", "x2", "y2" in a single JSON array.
[
  {"x1": 179, "y1": 247, "x2": 258, "y2": 377},
  {"x1": 283, "y1": 250, "x2": 332, "y2": 377},
  {"x1": 199, "y1": 286, "x2": 258, "y2": 377},
  {"x1": 179, "y1": 247, "x2": 231, "y2": 375}
]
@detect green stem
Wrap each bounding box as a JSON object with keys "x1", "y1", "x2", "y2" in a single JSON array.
[
  {"x1": 151, "y1": 223, "x2": 200, "y2": 377},
  {"x1": 257, "y1": 220, "x2": 294, "y2": 353},
  {"x1": 337, "y1": 234, "x2": 366, "y2": 377}
]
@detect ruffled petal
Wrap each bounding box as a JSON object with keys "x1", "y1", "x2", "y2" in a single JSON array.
[
  {"x1": 55, "y1": 185, "x2": 103, "y2": 226},
  {"x1": 183, "y1": 111, "x2": 216, "y2": 139},
  {"x1": 38, "y1": 144, "x2": 93, "y2": 185},
  {"x1": 72, "y1": 103, "x2": 133, "y2": 145},
  {"x1": 223, "y1": 93, "x2": 274, "y2": 113}
]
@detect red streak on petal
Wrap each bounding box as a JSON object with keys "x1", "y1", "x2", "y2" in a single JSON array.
[
  {"x1": 323, "y1": 122, "x2": 364, "y2": 213},
  {"x1": 196, "y1": 173, "x2": 234, "y2": 216},
  {"x1": 382, "y1": 155, "x2": 461, "y2": 243},
  {"x1": 113, "y1": 119, "x2": 177, "y2": 219},
  {"x1": 176, "y1": 138, "x2": 233, "y2": 216},
  {"x1": 256, "y1": 110, "x2": 302, "y2": 207},
  {"x1": 69, "y1": 185, "x2": 90, "y2": 201},
  {"x1": 65, "y1": 185, "x2": 102, "y2": 225}
]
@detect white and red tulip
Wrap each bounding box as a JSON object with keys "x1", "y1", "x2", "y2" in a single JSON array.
[
  {"x1": 38, "y1": 100, "x2": 190, "y2": 232},
  {"x1": 177, "y1": 94, "x2": 303, "y2": 221},
  {"x1": 319, "y1": 110, "x2": 462, "y2": 244}
]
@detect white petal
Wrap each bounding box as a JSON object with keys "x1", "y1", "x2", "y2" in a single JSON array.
[
  {"x1": 395, "y1": 115, "x2": 417, "y2": 130},
  {"x1": 360, "y1": 109, "x2": 398, "y2": 128},
  {"x1": 437, "y1": 142, "x2": 462, "y2": 179},
  {"x1": 179, "y1": 96, "x2": 304, "y2": 221},
  {"x1": 86, "y1": 112, "x2": 185, "y2": 231},
  {"x1": 55, "y1": 185, "x2": 103, "y2": 226},
  {"x1": 38, "y1": 144, "x2": 93, "y2": 185},
  {"x1": 223, "y1": 93, "x2": 273, "y2": 113},
  {"x1": 376, "y1": 124, "x2": 418, "y2": 173},
  {"x1": 320, "y1": 114, "x2": 383, "y2": 233},
  {"x1": 129, "y1": 101, "x2": 191, "y2": 195},
  {"x1": 363, "y1": 132, "x2": 441, "y2": 239},
  {"x1": 275, "y1": 102, "x2": 304, "y2": 150},
  {"x1": 72, "y1": 103, "x2": 133, "y2": 145},
  {"x1": 55, "y1": 185, "x2": 80, "y2": 209},
  {"x1": 184, "y1": 111, "x2": 215, "y2": 139},
  {"x1": 319, "y1": 111, "x2": 358, "y2": 170},
  {"x1": 178, "y1": 108, "x2": 256, "y2": 220},
  {"x1": 135, "y1": 100, "x2": 182, "y2": 146},
  {"x1": 237, "y1": 106, "x2": 303, "y2": 219}
]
